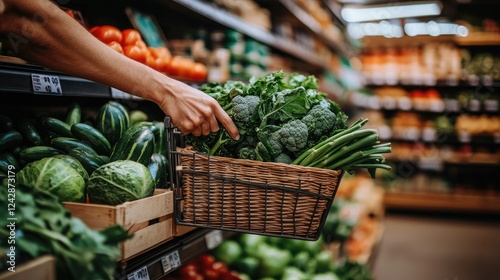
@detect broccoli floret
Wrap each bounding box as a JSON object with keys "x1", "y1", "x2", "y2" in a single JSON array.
[
  {"x1": 278, "y1": 120, "x2": 308, "y2": 152},
  {"x1": 230, "y1": 95, "x2": 261, "y2": 123},
  {"x1": 302, "y1": 104, "x2": 336, "y2": 137},
  {"x1": 275, "y1": 153, "x2": 292, "y2": 164}
]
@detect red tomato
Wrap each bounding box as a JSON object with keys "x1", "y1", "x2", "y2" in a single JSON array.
[
  {"x1": 121, "y1": 29, "x2": 142, "y2": 46},
  {"x1": 107, "y1": 41, "x2": 123, "y2": 54},
  {"x1": 154, "y1": 56, "x2": 171, "y2": 73},
  {"x1": 223, "y1": 271, "x2": 244, "y2": 280},
  {"x1": 91, "y1": 25, "x2": 122, "y2": 44},
  {"x1": 197, "y1": 254, "x2": 216, "y2": 269},
  {"x1": 123, "y1": 45, "x2": 147, "y2": 64},
  {"x1": 169, "y1": 56, "x2": 194, "y2": 78},
  {"x1": 136, "y1": 40, "x2": 148, "y2": 49},
  {"x1": 88, "y1": 26, "x2": 100, "y2": 34},
  {"x1": 190, "y1": 62, "x2": 208, "y2": 81},
  {"x1": 212, "y1": 261, "x2": 229, "y2": 275},
  {"x1": 203, "y1": 267, "x2": 221, "y2": 280},
  {"x1": 149, "y1": 46, "x2": 171, "y2": 60}
]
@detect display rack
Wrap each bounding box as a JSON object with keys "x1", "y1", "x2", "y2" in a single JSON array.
[
  {"x1": 116, "y1": 229, "x2": 235, "y2": 280},
  {"x1": 155, "y1": 0, "x2": 330, "y2": 69}
]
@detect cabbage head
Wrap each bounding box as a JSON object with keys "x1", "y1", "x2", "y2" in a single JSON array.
[
  {"x1": 53, "y1": 154, "x2": 89, "y2": 182},
  {"x1": 87, "y1": 160, "x2": 154, "y2": 205},
  {"x1": 17, "y1": 157, "x2": 86, "y2": 202}
]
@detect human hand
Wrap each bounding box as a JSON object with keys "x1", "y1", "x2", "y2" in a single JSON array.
[{"x1": 158, "y1": 79, "x2": 240, "y2": 140}]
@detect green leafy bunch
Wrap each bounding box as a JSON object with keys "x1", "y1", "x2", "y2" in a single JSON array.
[{"x1": 186, "y1": 71, "x2": 348, "y2": 163}]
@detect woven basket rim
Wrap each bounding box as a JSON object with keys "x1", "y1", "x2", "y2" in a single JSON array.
[{"x1": 175, "y1": 148, "x2": 343, "y2": 176}]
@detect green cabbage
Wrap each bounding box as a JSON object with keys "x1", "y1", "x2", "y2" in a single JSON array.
[
  {"x1": 17, "y1": 157, "x2": 86, "y2": 202},
  {"x1": 53, "y1": 154, "x2": 89, "y2": 182},
  {"x1": 87, "y1": 160, "x2": 154, "y2": 205}
]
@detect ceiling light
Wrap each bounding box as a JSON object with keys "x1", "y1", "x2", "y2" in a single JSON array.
[{"x1": 341, "y1": 1, "x2": 442, "y2": 23}]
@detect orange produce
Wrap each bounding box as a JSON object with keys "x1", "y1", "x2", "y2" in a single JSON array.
[
  {"x1": 91, "y1": 25, "x2": 122, "y2": 44},
  {"x1": 190, "y1": 62, "x2": 208, "y2": 82},
  {"x1": 121, "y1": 29, "x2": 142, "y2": 46},
  {"x1": 123, "y1": 44, "x2": 147, "y2": 64}
]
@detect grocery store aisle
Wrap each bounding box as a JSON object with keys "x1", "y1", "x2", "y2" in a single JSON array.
[{"x1": 372, "y1": 212, "x2": 500, "y2": 280}]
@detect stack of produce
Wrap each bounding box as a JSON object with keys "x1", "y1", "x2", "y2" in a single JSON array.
[
  {"x1": 206, "y1": 233, "x2": 373, "y2": 280},
  {"x1": 0, "y1": 101, "x2": 168, "y2": 205},
  {"x1": 186, "y1": 71, "x2": 392, "y2": 177},
  {"x1": 90, "y1": 25, "x2": 207, "y2": 82},
  {"x1": 0, "y1": 183, "x2": 131, "y2": 279}
]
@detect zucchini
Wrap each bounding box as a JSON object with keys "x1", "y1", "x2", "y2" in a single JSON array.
[
  {"x1": 41, "y1": 117, "x2": 73, "y2": 138},
  {"x1": 0, "y1": 130, "x2": 23, "y2": 152},
  {"x1": 16, "y1": 118, "x2": 44, "y2": 146},
  {"x1": 65, "y1": 102, "x2": 82, "y2": 126},
  {"x1": 148, "y1": 153, "x2": 168, "y2": 189},
  {"x1": 108, "y1": 101, "x2": 130, "y2": 127},
  {"x1": 50, "y1": 137, "x2": 97, "y2": 154},
  {"x1": 68, "y1": 147, "x2": 106, "y2": 174},
  {"x1": 0, "y1": 114, "x2": 14, "y2": 133},
  {"x1": 96, "y1": 103, "x2": 128, "y2": 146},
  {"x1": 0, "y1": 152, "x2": 20, "y2": 171},
  {"x1": 20, "y1": 146, "x2": 63, "y2": 162},
  {"x1": 110, "y1": 125, "x2": 155, "y2": 166},
  {"x1": 71, "y1": 123, "x2": 112, "y2": 155}
]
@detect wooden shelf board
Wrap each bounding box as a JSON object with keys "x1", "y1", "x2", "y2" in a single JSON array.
[{"x1": 384, "y1": 192, "x2": 500, "y2": 214}]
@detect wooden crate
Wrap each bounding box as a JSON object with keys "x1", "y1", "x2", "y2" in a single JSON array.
[
  {"x1": 174, "y1": 224, "x2": 197, "y2": 236},
  {"x1": 63, "y1": 189, "x2": 174, "y2": 260},
  {"x1": 0, "y1": 255, "x2": 56, "y2": 280}
]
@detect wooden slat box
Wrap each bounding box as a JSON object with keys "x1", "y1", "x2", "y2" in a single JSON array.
[
  {"x1": 63, "y1": 189, "x2": 174, "y2": 261},
  {"x1": 0, "y1": 255, "x2": 56, "y2": 280}
]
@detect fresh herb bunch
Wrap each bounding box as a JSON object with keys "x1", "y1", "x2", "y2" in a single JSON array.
[{"x1": 186, "y1": 71, "x2": 391, "y2": 176}]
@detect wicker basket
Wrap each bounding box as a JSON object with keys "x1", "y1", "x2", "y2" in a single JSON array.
[{"x1": 165, "y1": 118, "x2": 344, "y2": 240}]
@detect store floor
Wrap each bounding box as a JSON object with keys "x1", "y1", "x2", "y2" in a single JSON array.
[{"x1": 372, "y1": 211, "x2": 500, "y2": 280}]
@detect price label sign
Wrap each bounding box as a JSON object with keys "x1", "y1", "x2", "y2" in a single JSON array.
[
  {"x1": 31, "y1": 74, "x2": 62, "y2": 95},
  {"x1": 161, "y1": 251, "x2": 181, "y2": 274},
  {"x1": 205, "y1": 230, "x2": 223, "y2": 250},
  {"x1": 127, "y1": 266, "x2": 149, "y2": 280}
]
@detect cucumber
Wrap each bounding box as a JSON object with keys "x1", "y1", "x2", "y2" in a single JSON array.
[
  {"x1": 96, "y1": 103, "x2": 128, "y2": 146},
  {"x1": 65, "y1": 102, "x2": 82, "y2": 126},
  {"x1": 0, "y1": 114, "x2": 14, "y2": 133},
  {"x1": 50, "y1": 137, "x2": 97, "y2": 154},
  {"x1": 20, "y1": 146, "x2": 63, "y2": 162},
  {"x1": 99, "y1": 155, "x2": 110, "y2": 163},
  {"x1": 153, "y1": 122, "x2": 167, "y2": 158},
  {"x1": 0, "y1": 152, "x2": 20, "y2": 171},
  {"x1": 16, "y1": 118, "x2": 44, "y2": 146},
  {"x1": 148, "y1": 153, "x2": 168, "y2": 189},
  {"x1": 0, "y1": 130, "x2": 23, "y2": 152},
  {"x1": 68, "y1": 148, "x2": 106, "y2": 174},
  {"x1": 71, "y1": 123, "x2": 112, "y2": 155},
  {"x1": 110, "y1": 125, "x2": 155, "y2": 166},
  {"x1": 41, "y1": 117, "x2": 73, "y2": 138}
]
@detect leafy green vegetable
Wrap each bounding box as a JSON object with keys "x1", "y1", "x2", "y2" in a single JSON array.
[
  {"x1": 186, "y1": 71, "x2": 346, "y2": 164},
  {"x1": 0, "y1": 183, "x2": 131, "y2": 279},
  {"x1": 278, "y1": 120, "x2": 308, "y2": 152},
  {"x1": 87, "y1": 160, "x2": 154, "y2": 205},
  {"x1": 212, "y1": 240, "x2": 243, "y2": 266},
  {"x1": 17, "y1": 157, "x2": 86, "y2": 202}
]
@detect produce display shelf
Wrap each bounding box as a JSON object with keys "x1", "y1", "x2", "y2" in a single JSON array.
[
  {"x1": 385, "y1": 134, "x2": 500, "y2": 146},
  {"x1": 363, "y1": 78, "x2": 500, "y2": 88},
  {"x1": 158, "y1": 0, "x2": 331, "y2": 69},
  {"x1": 277, "y1": 0, "x2": 354, "y2": 57},
  {"x1": 116, "y1": 229, "x2": 236, "y2": 280},
  {"x1": 454, "y1": 32, "x2": 500, "y2": 46},
  {"x1": 0, "y1": 62, "x2": 111, "y2": 98},
  {"x1": 0, "y1": 62, "x2": 146, "y2": 100},
  {"x1": 384, "y1": 192, "x2": 500, "y2": 214}
]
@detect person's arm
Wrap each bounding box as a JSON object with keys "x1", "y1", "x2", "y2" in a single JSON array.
[{"x1": 0, "y1": 0, "x2": 239, "y2": 139}]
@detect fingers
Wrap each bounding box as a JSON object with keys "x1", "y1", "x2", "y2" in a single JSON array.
[{"x1": 215, "y1": 107, "x2": 240, "y2": 140}]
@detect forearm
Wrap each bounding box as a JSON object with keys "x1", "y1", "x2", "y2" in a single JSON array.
[{"x1": 0, "y1": 0, "x2": 168, "y2": 104}]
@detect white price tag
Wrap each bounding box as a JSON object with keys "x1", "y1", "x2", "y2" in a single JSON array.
[
  {"x1": 31, "y1": 74, "x2": 62, "y2": 94},
  {"x1": 205, "y1": 230, "x2": 223, "y2": 250},
  {"x1": 161, "y1": 251, "x2": 181, "y2": 273},
  {"x1": 418, "y1": 159, "x2": 443, "y2": 171},
  {"x1": 458, "y1": 131, "x2": 471, "y2": 143},
  {"x1": 429, "y1": 100, "x2": 445, "y2": 112},
  {"x1": 397, "y1": 97, "x2": 412, "y2": 111},
  {"x1": 422, "y1": 127, "x2": 437, "y2": 142},
  {"x1": 127, "y1": 266, "x2": 149, "y2": 280},
  {"x1": 381, "y1": 96, "x2": 397, "y2": 110},
  {"x1": 468, "y1": 99, "x2": 481, "y2": 112}
]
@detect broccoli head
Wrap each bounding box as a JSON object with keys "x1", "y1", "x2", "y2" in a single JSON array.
[
  {"x1": 230, "y1": 95, "x2": 261, "y2": 123},
  {"x1": 239, "y1": 147, "x2": 256, "y2": 160},
  {"x1": 302, "y1": 104, "x2": 336, "y2": 137},
  {"x1": 278, "y1": 120, "x2": 308, "y2": 152},
  {"x1": 275, "y1": 153, "x2": 292, "y2": 164}
]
